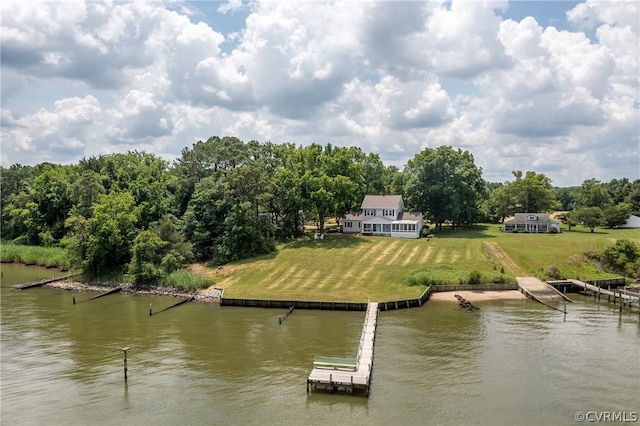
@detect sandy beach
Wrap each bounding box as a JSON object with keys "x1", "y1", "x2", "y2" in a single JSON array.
[{"x1": 429, "y1": 290, "x2": 526, "y2": 303}]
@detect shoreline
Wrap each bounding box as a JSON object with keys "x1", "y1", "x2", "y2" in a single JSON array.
[
  {"x1": 46, "y1": 280, "x2": 222, "y2": 303},
  {"x1": 46, "y1": 279, "x2": 527, "y2": 306}
]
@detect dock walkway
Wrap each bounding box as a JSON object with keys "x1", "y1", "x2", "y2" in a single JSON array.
[
  {"x1": 307, "y1": 302, "x2": 378, "y2": 396},
  {"x1": 566, "y1": 279, "x2": 639, "y2": 310},
  {"x1": 517, "y1": 277, "x2": 572, "y2": 312}
]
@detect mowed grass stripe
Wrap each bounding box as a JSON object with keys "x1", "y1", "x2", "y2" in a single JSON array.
[
  {"x1": 350, "y1": 239, "x2": 392, "y2": 284},
  {"x1": 345, "y1": 239, "x2": 387, "y2": 291},
  {"x1": 385, "y1": 243, "x2": 408, "y2": 266},
  {"x1": 300, "y1": 269, "x2": 322, "y2": 290},
  {"x1": 418, "y1": 245, "x2": 434, "y2": 264},
  {"x1": 401, "y1": 245, "x2": 422, "y2": 266},
  {"x1": 340, "y1": 239, "x2": 377, "y2": 282},
  {"x1": 268, "y1": 265, "x2": 299, "y2": 289}
]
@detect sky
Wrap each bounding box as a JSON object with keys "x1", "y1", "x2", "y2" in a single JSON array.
[{"x1": 1, "y1": 0, "x2": 638, "y2": 187}]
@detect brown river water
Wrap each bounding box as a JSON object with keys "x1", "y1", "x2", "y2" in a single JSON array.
[{"x1": 1, "y1": 263, "x2": 638, "y2": 425}]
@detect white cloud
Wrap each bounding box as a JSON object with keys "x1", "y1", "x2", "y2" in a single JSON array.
[{"x1": 0, "y1": 0, "x2": 638, "y2": 186}]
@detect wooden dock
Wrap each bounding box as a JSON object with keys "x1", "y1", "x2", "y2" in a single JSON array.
[
  {"x1": 549, "y1": 279, "x2": 640, "y2": 311},
  {"x1": 517, "y1": 277, "x2": 572, "y2": 312},
  {"x1": 307, "y1": 302, "x2": 378, "y2": 396}
]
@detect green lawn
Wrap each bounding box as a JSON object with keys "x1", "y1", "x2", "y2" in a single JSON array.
[
  {"x1": 491, "y1": 225, "x2": 640, "y2": 280},
  {"x1": 215, "y1": 229, "x2": 505, "y2": 301},
  {"x1": 210, "y1": 225, "x2": 640, "y2": 302}
]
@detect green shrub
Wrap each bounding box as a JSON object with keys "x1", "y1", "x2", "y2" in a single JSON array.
[
  {"x1": 602, "y1": 239, "x2": 639, "y2": 274},
  {"x1": 545, "y1": 266, "x2": 563, "y2": 279},
  {"x1": 468, "y1": 270, "x2": 482, "y2": 284},
  {"x1": 406, "y1": 265, "x2": 464, "y2": 286},
  {"x1": 482, "y1": 272, "x2": 511, "y2": 284}
]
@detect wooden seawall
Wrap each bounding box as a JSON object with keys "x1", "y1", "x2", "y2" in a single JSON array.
[
  {"x1": 222, "y1": 286, "x2": 433, "y2": 312},
  {"x1": 307, "y1": 302, "x2": 379, "y2": 396}
]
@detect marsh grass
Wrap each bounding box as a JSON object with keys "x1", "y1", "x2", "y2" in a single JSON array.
[
  {"x1": 160, "y1": 269, "x2": 214, "y2": 290},
  {"x1": 0, "y1": 244, "x2": 71, "y2": 270}
]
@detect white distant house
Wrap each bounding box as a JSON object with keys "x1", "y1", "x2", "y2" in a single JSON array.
[
  {"x1": 341, "y1": 195, "x2": 424, "y2": 239},
  {"x1": 503, "y1": 213, "x2": 561, "y2": 233},
  {"x1": 619, "y1": 214, "x2": 640, "y2": 228}
]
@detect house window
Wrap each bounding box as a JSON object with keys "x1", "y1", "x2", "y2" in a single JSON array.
[
  {"x1": 345, "y1": 221, "x2": 352, "y2": 228},
  {"x1": 364, "y1": 209, "x2": 374, "y2": 216}
]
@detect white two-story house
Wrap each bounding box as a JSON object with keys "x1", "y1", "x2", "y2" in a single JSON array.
[{"x1": 341, "y1": 195, "x2": 424, "y2": 239}]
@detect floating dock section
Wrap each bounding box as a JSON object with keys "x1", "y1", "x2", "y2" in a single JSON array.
[{"x1": 307, "y1": 302, "x2": 378, "y2": 396}]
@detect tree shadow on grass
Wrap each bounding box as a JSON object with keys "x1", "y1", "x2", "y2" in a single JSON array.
[
  {"x1": 432, "y1": 224, "x2": 497, "y2": 239},
  {"x1": 281, "y1": 233, "x2": 368, "y2": 250}
]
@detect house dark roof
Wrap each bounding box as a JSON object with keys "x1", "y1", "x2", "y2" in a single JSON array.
[
  {"x1": 361, "y1": 195, "x2": 402, "y2": 210},
  {"x1": 344, "y1": 213, "x2": 362, "y2": 221},
  {"x1": 504, "y1": 213, "x2": 560, "y2": 225},
  {"x1": 397, "y1": 211, "x2": 422, "y2": 222}
]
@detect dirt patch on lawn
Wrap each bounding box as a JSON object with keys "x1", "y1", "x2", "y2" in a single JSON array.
[
  {"x1": 483, "y1": 242, "x2": 527, "y2": 276},
  {"x1": 188, "y1": 263, "x2": 230, "y2": 278}
]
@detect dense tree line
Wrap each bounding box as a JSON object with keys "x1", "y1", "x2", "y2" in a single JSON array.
[{"x1": 2, "y1": 137, "x2": 638, "y2": 284}]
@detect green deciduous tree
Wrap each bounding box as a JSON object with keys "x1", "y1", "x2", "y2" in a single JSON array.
[
  {"x1": 404, "y1": 146, "x2": 486, "y2": 232},
  {"x1": 508, "y1": 170, "x2": 560, "y2": 213},
  {"x1": 556, "y1": 211, "x2": 578, "y2": 231},
  {"x1": 64, "y1": 191, "x2": 141, "y2": 276},
  {"x1": 183, "y1": 176, "x2": 231, "y2": 260},
  {"x1": 128, "y1": 215, "x2": 194, "y2": 286},
  {"x1": 603, "y1": 203, "x2": 631, "y2": 229},
  {"x1": 128, "y1": 230, "x2": 167, "y2": 285},
  {"x1": 216, "y1": 201, "x2": 275, "y2": 263},
  {"x1": 575, "y1": 179, "x2": 611, "y2": 209},
  {"x1": 574, "y1": 206, "x2": 604, "y2": 233}
]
